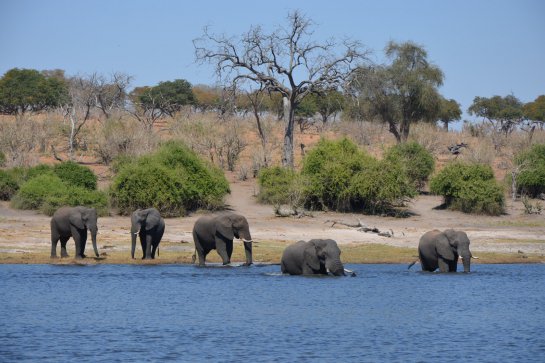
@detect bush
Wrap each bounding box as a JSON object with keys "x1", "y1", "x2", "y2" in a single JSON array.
[
  {"x1": 0, "y1": 170, "x2": 18, "y2": 200},
  {"x1": 110, "y1": 141, "x2": 229, "y2": 216},
  {"x1": 430, "y1": 162, "x2": 505, "y2": 215},
  {"x1": 7, "y1": 164, "x2": 54, "y2": 185},
  {"x1": 384, "y1": 141, "x2": 435, "y2": 191},
  {"x1": 53, "y1": 161, "x2": 97, "y2": 190},
  {"x1": 515, "y1": 144, "x2": 545, "y2": 197},
  {"x1": 11, "y1": 174, "x2": 108, "y2": 216},
  {"x1": 257, "y1": 166, "x2": 299, "y2": 205}
]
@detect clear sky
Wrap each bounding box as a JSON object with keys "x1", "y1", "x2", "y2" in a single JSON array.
[{"x1": 1, "y1": 0, "x2": 543, "y2": 127}]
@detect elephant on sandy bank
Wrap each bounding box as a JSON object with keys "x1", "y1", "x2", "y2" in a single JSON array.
[
  {"x1": 281, "y1": 239, "x2": 348, "y2": 276},
  {"x1": 50, "y1": 206, "x2": 99, "y2": 259},
  {"x1": 131, "y1": 208, "x2": 165, "y2": 260},
  {"x1": 192, "y1": 212, "x2": 253, "y2": 266},
  {"x1": 414, "y1": 229, "x2": 473, "y2": 272}
]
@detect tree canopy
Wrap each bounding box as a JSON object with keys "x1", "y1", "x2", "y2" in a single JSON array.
[
  {"x1": 0, "y1": 68, "x2": 69, "y2": 115},
  {"x1": 468, "y1": 95, "x2": 524, "y2": 135},
  {"x1": 347, "y1": 41, "x2": 444, "y2": 142},
  {"x1": 194, "y1": 10, "x2": 369, "y2": 167}
]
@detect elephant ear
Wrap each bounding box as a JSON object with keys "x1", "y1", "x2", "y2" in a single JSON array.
[
  {"x1": 69, "y1": 211, "x2": 85, "y2": 230},
  {"x1": 145, "y1": 211, "x2": 160, "y2": 231},
  {"x1": 303, "y1": 242, "x2": 321, "y2": 271},
  {"x1": 216, "y1": 215, "x2": 234, "y2": 241},
  {"x1": 436, "y1": 233, "x2": 455, "y2": 261}
]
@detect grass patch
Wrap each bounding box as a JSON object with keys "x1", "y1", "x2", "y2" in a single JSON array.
[
  {"x1": 489, "y1": 220, "x2": 545, "y2": 228},
  {"x1": 0, "y1": 241, "x2": 543, "y2": 265}
]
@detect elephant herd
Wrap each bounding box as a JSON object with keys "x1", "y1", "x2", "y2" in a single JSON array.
[{"x1": 50, "y1": 206, "x2": 474, "y2": 275}]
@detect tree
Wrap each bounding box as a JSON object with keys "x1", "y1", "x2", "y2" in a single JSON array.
[
  {"x1": 313, "y1": 90, "x2": 345, "y2": 124},
  {"x1": 192, "y1": 84, "x2": 222, "y2": 112},
  {"x1": 438, "y1": 97, "x2": 462, "y2": 131},
  {"x1": 194, "y1": 11, "x2": 369, "y2": 168},
  {"x1": 467, "y1": 95, "x2": 524, "y2": 135},
  {"x1": 141, "y1": 79, "x2": 196, "y2": 117},
  {"x1": 522, "y1": 95, "x2": 545, "y2": 141},
  {"x1": 0, "y1": 68, "x2": 68, "y2": 115},
  {"x1": 347, "y1": 41, "x2": 444, "y2": 143}
]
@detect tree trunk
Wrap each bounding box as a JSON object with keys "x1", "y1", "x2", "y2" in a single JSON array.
[{"x1": 282, "y1": 97, "x2": 295, "y2": 168}]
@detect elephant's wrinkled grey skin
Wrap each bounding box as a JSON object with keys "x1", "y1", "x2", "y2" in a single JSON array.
[
  {"x1": 192, "y1": 212, "x2": 253, "y2": 266},
  {"x1": 281, "y1": 239, "x2": 345, "y2": 276},
  {"x1": 50, "y1": 206, "x2": 99, "y2": 259},
  {"x1": 418, "y1": 229, "x2": 472, "y2": 273},
  {"x1": 131, "y1": 208, "x2": 165, "y2": 260}
]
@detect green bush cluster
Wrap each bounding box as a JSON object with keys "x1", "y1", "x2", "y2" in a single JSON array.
[
  {"x1": 0, "y1": 170, "x2": 18, "y2": 200},
  {"x1": 258, "y1": 138, "x2": 416, "y2": 215},
  {"x1": 110, "y1": 141, "x2": 229, "y2": 216},
  {"x1": 430, "y1": 162, "x2": 505, "y2": 215},
  {"x1": 515, "y1": 144, "x2": 545, "y2": 197},
  {"x1": 384, "y1": 141, "x2": 435, "y2": 191},
  {"x1": 257, "y1": 167, "x2": 300, "y2": 205},
  {"x1": 8, "y1": 163, "x2": 107, "y2": 216}
]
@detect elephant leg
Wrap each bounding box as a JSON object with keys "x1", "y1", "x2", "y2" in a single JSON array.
[
  {"x1": 144, "y1": 234, "x2": 153, "y2": 259},
  {"x1": 60, "y1": 236, "x2": 70, "y2": 257},
  {"x1": 70, "y1": 226, "x2": 83, "y2": 259},
  {"x1": 438, "y1": 258, "x2": 450, "y2": 273},
  {"x1": 226, "y1": 240, "x2": 233, "y2": 260},
  {"x1": 80, "y1": 231, "x2": 88, "y2": 258},
  {"x1": 448, "y1": 259, "x2": 458, "y2": 272},
  {"x1": 51, "y1": 231, "x2": 60, "y2": 258},
  {"x1": 139, "y1": 233, "x2": 146, "y2": 259},
  {"x1": 215, "y1": 237, "x2": 231, "y2": 265}
]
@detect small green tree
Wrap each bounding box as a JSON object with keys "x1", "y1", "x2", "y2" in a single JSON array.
[
  {"x1": 0, "y1": 170, "x2": 18, "y2": 200},
  {"x1": 514, "y1": 144, "x2": 545, "y2": 198},
  {"x1": 430, "y1": 162, "x2": 505, "y2": 215},
  {"x1": 0, "y1": 68, "x2": 68, "y2": 114},
  {"x1": 53, "y1": 161, "x2": 97, "y2": 190},
  {"x1": 438, "y1": 97, "x2": 462, "y2": 131},
  {"x1": 468, "y1": 95, "x2": 524, "y2": 135},
  {"x1": 385, "y1": 142, "x2": 435, "y2": 191}
]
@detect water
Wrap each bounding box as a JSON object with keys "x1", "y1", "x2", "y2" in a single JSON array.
[{"x1": 1, "y1": 264, "x2": 544, "y2": 363}]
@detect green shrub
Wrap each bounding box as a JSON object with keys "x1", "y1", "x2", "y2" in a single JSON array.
[
  {"x1": 11, "y1": 173, "x2": 108, "y2": 216},
  {"x1": 110, "y1": 141, "x2": 229, "y2": 216},
  {"x1": 0, "y1": 170, "x2": 18, "y2": 200},
  {"x1": 7, "y1": 164, "x2": 54, "y2": 185},
  {"x1": 384, "y1": 141, "x2": 435, "y2": 191},
  {"x1": 300, "y1": 138, "x2": 416, "y2": 213},
  {"x1": 53, "y1": 161, "x2": 97, "y2": 190},
  {"x1": 430, "y1": 162, "x2": 505, "y2": 215},
  {"x1": 257, "y1": 166, "x2": 299, "y2": 205},
  {"x1": 515, "y1": 144, "x2": 545, "y2": 197}
]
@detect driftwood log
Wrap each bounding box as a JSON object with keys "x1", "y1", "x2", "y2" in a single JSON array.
[{"x1": 325, "y1": 219, "x2": 393, "y2": 237}]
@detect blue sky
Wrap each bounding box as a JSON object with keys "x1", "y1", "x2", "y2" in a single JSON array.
[{"x1": 1, "y1": 0, "x2": 543, "y2": 127}]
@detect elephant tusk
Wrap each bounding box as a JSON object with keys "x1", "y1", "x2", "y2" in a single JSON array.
[
  {"x1": 472, "y1": 255, "x2": 479, "y2": 259},
  {"x1": 242, "y1": 239, "x2": 253, "y2": 243}
]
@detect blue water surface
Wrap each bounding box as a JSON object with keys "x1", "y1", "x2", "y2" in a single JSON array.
[{"x1": 1, "y1": 263, "x2": 544, "y2": 362}]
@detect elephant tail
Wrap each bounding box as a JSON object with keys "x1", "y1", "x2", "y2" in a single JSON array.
[{"x1": 408, "y1": 259, "x2": 419, "y2": 270}]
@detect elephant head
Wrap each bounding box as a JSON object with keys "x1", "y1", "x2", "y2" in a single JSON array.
[
  {"x1": 304, "y1": 239, "x2": 345, "y2": 276},
  {"x1": 216, "y1": 213, "x2": 253, "y2": 265},
  {"x1": 130, "y1": 208, "x2": 161, "y2": 259},
  {"x1": 443, "y1": 229, "x2": 472, "y2": 272},
  {"x1": 74, "y1": 206, "x2": 99, "y2": 258}
]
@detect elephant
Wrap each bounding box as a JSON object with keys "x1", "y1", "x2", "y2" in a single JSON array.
[
  {"x1": 192, "y1": 212, "x2": 253, "y2": 266},
  {"x1": 416, "y1": 229, "x2": 473, "y2": 272},
  {"x1": 281, "y1": 239, "x2": 346, "y2": 276},
  {"x1": 50, "y1": 206, "x2": 99, "y2": 259},
  {"x1": 131, "y1": 208, "x2": 165, "y2": 260}
]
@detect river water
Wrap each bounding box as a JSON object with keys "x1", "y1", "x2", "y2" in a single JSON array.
[{"x1": 1, "y1": 264, "x2": 544, "y2": 362}]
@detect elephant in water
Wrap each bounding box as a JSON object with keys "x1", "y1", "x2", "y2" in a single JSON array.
[
  {"x1": 50, "y1": 206, "x2": 99, "y2": 259},
  {"x1": 192, "y1": 212, "x2": 253, "y2": 266},
  {"x1": 131, "y1": 208, "x2": 165, "y2": 260},
  {"x1": 281, "y1": 239, "x2": 348, "y2": 276},
  {"x1": 415, "y1": 229, "x2": 473, "y2": 272}
]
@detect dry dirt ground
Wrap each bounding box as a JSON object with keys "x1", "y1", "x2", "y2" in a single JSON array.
[{"x1": 0, "y1": 172, "x2": 544, "y2": 264}]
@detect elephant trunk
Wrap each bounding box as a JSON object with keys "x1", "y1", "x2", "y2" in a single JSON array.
[
  {"x1": 459, "y1": 249, "x2": 471, "y2": 273},
  {"x1": 326, "y1": 259, "x2": 345, "y2": 276},
  {"x1": 90, "y1": 226, "x2": 99, "y2": 258}
]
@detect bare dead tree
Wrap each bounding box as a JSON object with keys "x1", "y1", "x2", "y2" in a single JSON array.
[
  {"x1": 194, "y1": 10, "x2": 369, "y2": 168},
  {"x1": 95, "y1": 72, "x2": 132, "y2": 120}
]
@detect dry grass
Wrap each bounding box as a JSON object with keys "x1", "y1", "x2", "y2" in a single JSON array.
[{"x1": 2, "y1": 240, "x2": 543, "y2": 265}]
